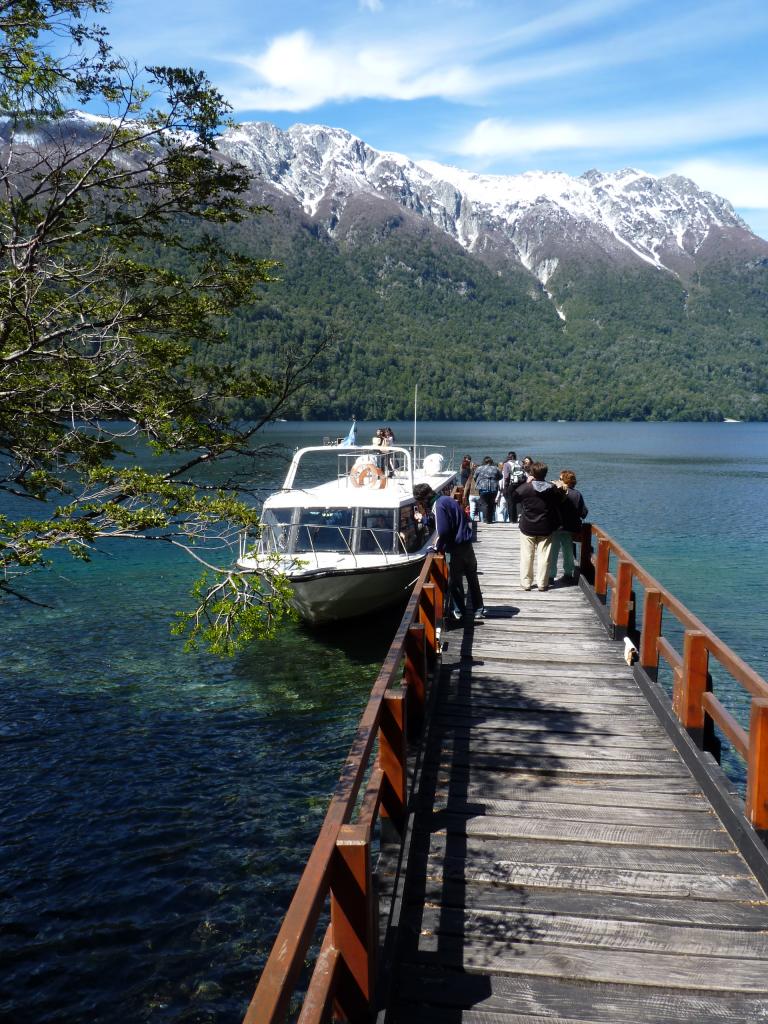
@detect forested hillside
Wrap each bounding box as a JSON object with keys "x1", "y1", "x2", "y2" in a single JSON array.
[{"x1": 209, "y1": 197, "x2": 768, "y2": 422}]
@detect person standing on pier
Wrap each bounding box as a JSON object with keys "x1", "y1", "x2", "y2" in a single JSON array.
[
  {"x1": 548, "y1": 469, "x2": 588, "y2": 584},
  {"x1": 515, "y1": 462, "x2": 564, "y2": 592},
  {"x1": 413, "y1": 483, "x2": 485, "y2": 621},
  {"x1": 473, "y1": 456, "x2": 503, "y2": 524},
  {"x1": 502, "y1": 451, "x2": 525, "y2": 524},
  {"x1": 462, "y1": 462, "x2": 480, "y2": 522}
]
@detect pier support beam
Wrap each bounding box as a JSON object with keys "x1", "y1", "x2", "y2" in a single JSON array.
[{"x1": 419, "y1": 582, "x2": 438, "y2": 665}]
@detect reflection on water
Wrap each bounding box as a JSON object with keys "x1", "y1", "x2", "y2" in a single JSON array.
[{"x1": 2, "y1": 421, "x2": 767, "y2": 1022}]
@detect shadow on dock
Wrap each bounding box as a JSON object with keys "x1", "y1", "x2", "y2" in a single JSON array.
[{"x1": 391, "y1": 608, "x2": 592, "y2": 1018}]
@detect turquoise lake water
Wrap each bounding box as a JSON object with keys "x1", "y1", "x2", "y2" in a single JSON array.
[{"x1": 2, "y1": 421, "x2": 767, "y2": 1022}]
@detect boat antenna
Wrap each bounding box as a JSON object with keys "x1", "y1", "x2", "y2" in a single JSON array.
[{"x1": 412, "y1": 383, "x2": 418, "y2": 454}]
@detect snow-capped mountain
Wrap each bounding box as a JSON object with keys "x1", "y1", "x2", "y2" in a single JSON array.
[
  {"x1": 5, "y1": 111, "x2": 766, "y2": 420},
  {"x1": 6, "y1": 111, "x2": 764, "y2": 288},
  {"x1": 218, "y1": 121, "x2": 766, "y2": 287}
]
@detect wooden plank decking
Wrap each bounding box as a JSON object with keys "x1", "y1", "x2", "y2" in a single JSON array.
[{"x1": 382, "y1": 524, "x2": 768, "y2": 1023}]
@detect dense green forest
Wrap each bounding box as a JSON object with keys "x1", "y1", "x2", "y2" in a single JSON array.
[{"x1": 203, "y1": 197, "x2": 768, "y2": 422}]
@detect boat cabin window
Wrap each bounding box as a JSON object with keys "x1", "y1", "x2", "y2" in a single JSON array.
[
  {"x1": 359, "y1": 508, "x2": 396, "y2": 553},
  {"x1": 295, "y1": 508, "x2": 354, "y2": 553},
  {"x1": 398, "y1": 504, "x2": 423, "y2": 553},
  {"x1": 261, "y1": 508, "x2": 293, "y2": 552}
]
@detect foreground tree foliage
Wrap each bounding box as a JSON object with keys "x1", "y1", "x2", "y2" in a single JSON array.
[{"x1": 0, "y1": 0, "x2": 314, "y2": 651}]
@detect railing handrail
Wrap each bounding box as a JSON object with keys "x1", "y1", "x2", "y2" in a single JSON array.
[
  {"x1": 243, "y1": 552, "x2": 446, "y2": 1024},
  {"x1": 589, "y1": 524, "x2": 768, "y2": 701},
  {"x1": 583, "y1": 523, "x2": 768, "y2": 833}
]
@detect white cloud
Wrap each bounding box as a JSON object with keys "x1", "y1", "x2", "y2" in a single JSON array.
[
  {"x1": 216, "y1": 0, "x2": 768, "y2": 112},
  {"x1": 226, "y1": 29, "x2": 481, "y2": 110},
  {"x1": 457, "y1": 101, "x2": 768, "y2": 159},
  {"x1": 671, "y1": 160, "x2": 768, "y2": 210}
]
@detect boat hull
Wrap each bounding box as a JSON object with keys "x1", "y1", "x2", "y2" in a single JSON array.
[{"x1": 284, "y1": 556, "x2": 427, "y2": 625}]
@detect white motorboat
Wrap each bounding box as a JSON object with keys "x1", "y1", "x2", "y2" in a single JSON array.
[{"x1": 237, "y1": 443, "x2": 456, "y2": 625}]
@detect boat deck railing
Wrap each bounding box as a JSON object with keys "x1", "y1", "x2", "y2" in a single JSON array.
[
  {"x1": 281, "y1": 445, "x2": 416, "y2": 492},
  {"x1": 330, "y1": 445, "x2": 455, "y2": 489},
  {"x1": 281, "y1": 444, "x2": 455, "y2": 493},
  {"x1": 250, "y1": 522, "x2": 425, "y2": 567}
]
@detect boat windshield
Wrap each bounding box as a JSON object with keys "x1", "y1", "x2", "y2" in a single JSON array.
[
  {"x1": 260, "y1": 506, "x2": 422, "y2": 556},
  {"x1": 295, "y1": 509, "x2": 354, "y2": 553}
]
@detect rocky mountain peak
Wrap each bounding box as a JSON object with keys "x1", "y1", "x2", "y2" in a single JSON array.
[
  {"x1": 216, "y1": 121, "x2": 762, "y2": 288},
  {"x1": 8, "y1": 112, "x2": 762, "y2": 293}
]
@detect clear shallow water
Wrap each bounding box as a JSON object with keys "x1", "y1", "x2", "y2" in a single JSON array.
[{"x1": 2, "y1": 421, "x2": 767, "y2": 1022}]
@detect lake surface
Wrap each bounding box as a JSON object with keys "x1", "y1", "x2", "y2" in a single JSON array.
[{"x1": 2, "y1": 421, "x2": 767, "y2": 1023}]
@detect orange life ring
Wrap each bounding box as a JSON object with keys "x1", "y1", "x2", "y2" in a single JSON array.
[{"x1": 350, "y1": 464, "x2": 387, "y2": 489}]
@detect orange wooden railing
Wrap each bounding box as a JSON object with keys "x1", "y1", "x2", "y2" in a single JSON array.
[
  {"x1": 243, "y1": 553, "x2": 449, "y2": 1024},
  {"x1": 579, "y1": 523, "x2": 768, "y2": 832}
]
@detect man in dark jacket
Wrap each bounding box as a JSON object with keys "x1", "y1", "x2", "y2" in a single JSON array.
[
  {"x1": 515, "y1": 462, "x2": 565, "y2": 591},
  {"x1": 413, "y1": 483, "x2": 485, "y2": 621}
]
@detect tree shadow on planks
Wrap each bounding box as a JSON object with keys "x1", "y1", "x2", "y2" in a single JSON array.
[{"x1": 390, "y1": 614, "x2": 602, "y2": 1020}]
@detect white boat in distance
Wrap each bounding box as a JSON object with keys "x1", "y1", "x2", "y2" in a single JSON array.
[{"x1": 237, "y1": 443, "x2": 456, "y2": 625}]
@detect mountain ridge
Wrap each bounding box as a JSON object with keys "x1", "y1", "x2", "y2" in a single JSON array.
[{"x1": 218, "y1": 120, "x2": 767, "y2": 296}]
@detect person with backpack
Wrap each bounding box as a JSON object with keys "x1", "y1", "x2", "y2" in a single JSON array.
[
  {"x1": 473, "y1": 456, "x2": 503, "y2": 523},
  {"x1": 502, "y1": 450, "x2": 525, "y2": 524},
  {"x1": 413, "y1": 483, "x2": 486, "y2": 621}
]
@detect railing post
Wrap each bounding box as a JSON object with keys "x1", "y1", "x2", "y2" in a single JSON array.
[
  {"x1": 419, "y1": 582, "x2": 437, "y2": 665},
  {"x1": 331, "y1": 824, "x2": 375, "y2": 1022},
  {"x1": 610, "y1": 559, "x2": 633, "y2": 634},
  {"x1": 404, "y1": 623, "x2": 426, "y2": 738},
  {"x1": 746, "y1": 698, "x2": 768, "y2": 833},
  {"x1": 430, "y1": 554, "x2": 446, "y2": 625},
  {"x1": 679, "y1": 630, "x2": 709, "y2": 746},
  {"x1": 379, "y1": 691, "x2": 407, "y2": 836},
  {"x1": 640, "y1": 589, "x2": 662, "y2": 676},
  {"x1": 595, "y1": 538, "x2": 610, "y2": 600}
]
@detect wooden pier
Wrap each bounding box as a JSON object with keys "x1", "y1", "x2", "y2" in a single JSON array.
[{"x1": 245, "y1": 523, "x2": 768, "y2": 1024}]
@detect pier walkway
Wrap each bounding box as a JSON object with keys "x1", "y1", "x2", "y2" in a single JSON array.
[
  {"x1": 380, "y1": 524, "x2": 768, "y2": 1023},
  {"x1": 246, "y1": 522, "x2": 768, "y2": 1024}
]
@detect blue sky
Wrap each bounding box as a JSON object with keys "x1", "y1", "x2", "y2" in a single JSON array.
[{"x1": 101, "y1": 0, "x2": 768, "y2": 237}]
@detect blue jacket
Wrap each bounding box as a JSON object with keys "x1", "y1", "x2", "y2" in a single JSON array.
[{"x1": 434, "y1": 495, "x2": 473, "y2": 552}]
